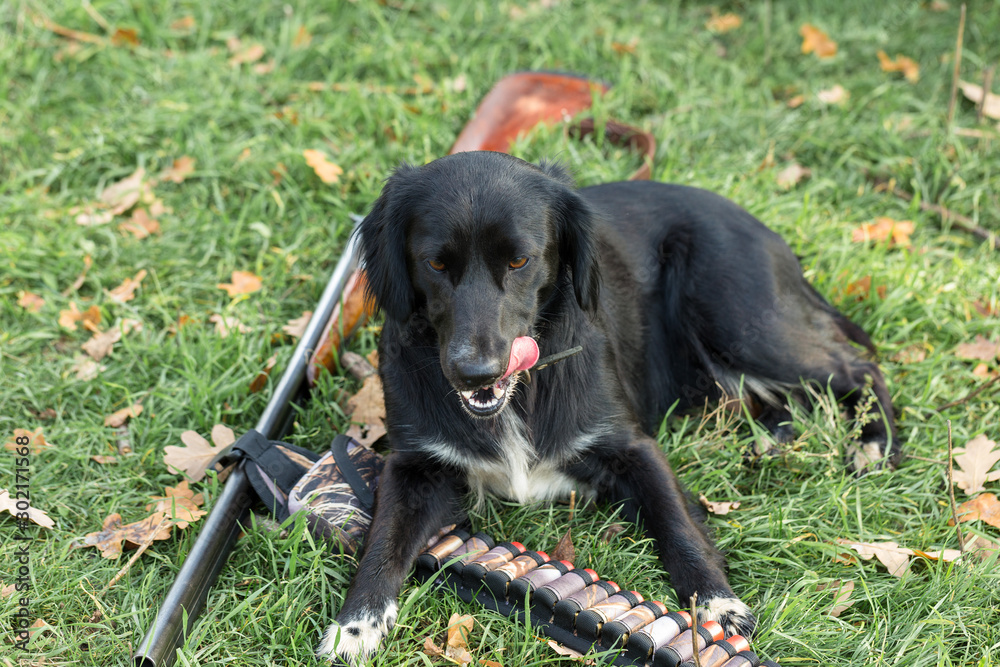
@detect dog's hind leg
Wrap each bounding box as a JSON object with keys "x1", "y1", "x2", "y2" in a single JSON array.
[
  {"x1": 317, "y1": 453, "x2": 464, "y2": 664},
  {"x1": 569, "y1": 436, "x2": 756, "y2": 638}
]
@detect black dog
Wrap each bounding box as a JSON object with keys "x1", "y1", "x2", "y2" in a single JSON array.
[{"x1": 316, "y1": 151, "x2": 897, "y2": 662}]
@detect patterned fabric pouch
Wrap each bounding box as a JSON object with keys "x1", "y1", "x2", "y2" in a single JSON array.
[{"x1": 229, "y1": 430, "x2": 384, "y2": 554}]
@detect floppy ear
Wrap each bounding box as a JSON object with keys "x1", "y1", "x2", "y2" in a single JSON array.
[
  {"x1": 357, "y1": 164, "x2": 419, "y2": 321},
  {"x1": 550, "y1": 185, "x2": 601, "y2": 312}
]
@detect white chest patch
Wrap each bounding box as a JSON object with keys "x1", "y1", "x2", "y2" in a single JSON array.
[{"x1": 421, "y1": 413, "x2": 596, "y2": 506}]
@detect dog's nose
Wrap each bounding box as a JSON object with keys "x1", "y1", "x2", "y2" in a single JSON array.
[{"x1": 453, "y1": 359, "x2": 504, "y2": 390}]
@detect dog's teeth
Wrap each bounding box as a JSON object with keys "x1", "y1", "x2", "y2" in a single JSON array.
[
  {"x1": 460, "y1": 390, "x2": 474, "y2": 400},
  {"x1": 492, "y1": 385, "x2": 504, "y2": 399}
]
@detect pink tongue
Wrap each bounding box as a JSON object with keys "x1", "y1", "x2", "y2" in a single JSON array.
[{"x1": 503, "y1": 336, "x2": 540, "y2": 379}]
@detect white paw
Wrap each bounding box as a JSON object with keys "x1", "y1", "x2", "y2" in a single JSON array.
[
  {"x1": 699, "y1": 596, "x2": 756, "y2": 639},
  {"x1": 846, "y1": 440, "x2": 887, "y2": 473},
  {"x1": 316, "y1": 602, "x2": 398, "y2": 664}
]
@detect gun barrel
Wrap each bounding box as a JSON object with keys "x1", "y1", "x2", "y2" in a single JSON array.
[{"x1": 133, "y1": 218, "x2": 362, "y2": 667}]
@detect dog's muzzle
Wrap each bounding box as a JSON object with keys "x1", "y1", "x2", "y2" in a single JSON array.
[{"x1": 457, "y1": 337, "x2": 538, "y2": 417}]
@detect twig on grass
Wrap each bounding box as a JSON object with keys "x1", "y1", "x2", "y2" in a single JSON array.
[
  {"x1": 946, "y1": 4, "x2": 967, "y2": 131},
  {"x1": 946, "y1": 421, "x2": 966, "y2": 552},
  {"x1": 689, "y1": 592, "x2": 702, "y2": 667},
  {"x1": 936, "y1": 374, "x2": 1000, "y2": 412}
]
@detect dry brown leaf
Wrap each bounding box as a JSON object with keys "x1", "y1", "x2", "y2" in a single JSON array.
[
  {"x1": 444, "y1": 613, "x2": 475, "y2": 665},
  {"x1": 800, "y1": 24, "x2": 837, "y2": 59},
  {"x1": 5, "y1": 428, "x2": 52, "y2": 454},
  {"x1": 0, "y1": 489, "x2": 55, "y2": 529},
  {"x1": 119, "y1": 208, "x2": 161, "y2": 238},
  {"x1": 108, "y1": 269, "x2": 147, "y2": 303},
  {"x1": 171, "y1": 16, "x2": 196, "y2": 31},
  {"x1": 163, "y1": 425, "x2": 235, "y2": 482},
  {"x1": 600, "y1": 523, "x2": 626, "y2": 543},
  {"x1": 817, "y1": 84, "x2": 849, "y2": 105},
  {"x1": 877, "y1": 50, "x2": 919, "y2": 83},
  {"x1": 548, "y1": 640, "x2": 586, "y2": 659},
  {"x1": 698, "y1": 493, "x2": 741, "y2": 515},
  {"x1": 611, "y1": 38, "x2": 639, "y2": 55},
  {"x1": 217, "y1": 270, "x2": 263, "y2": 297},
  {"x1": 282, "y1": 311, "x2": 312, "y2": 339},
  {"x1": 100, "y1": 168, "x2": 147, "y2": 215},
  {"x1": 145, "y1": 480, "x2": 206, "y2": 529},
  {"x1": 851, "y1": 217, "x2": 914, "y2": 246},
  {"x1": 964, "y1": 534, "x2": 1000, "y2": 562},
  {"x1": 549, "y1": 528, "x2": 576, "y2": 562},
  {"x1": 104, "y1": 404, "x2": 143, "y2": 427},
  {"x1": 955, "y1": 335, "x2": 1000, "y2": 362},
  {"x1": 706, "y1": 13, "x2": 742, "y2": 33},
  {"x1": 209, "y1": 313, "x2": 251, "y2": 337},
  {"x1": 958, "y1": 81, "x2": 1000, "y2": 121},
  {"x1": 835, "y1": 539, "x2": 912, "y2": 577},
  {"x1": 71, "y1": 354, "x2": 105, "y2": 380},
  {"x1": 2, "y1": 583, "x2": 15, "y2": 598},
  {"x1": 845, "y1": 275, "x2": 887, "y2": 301},
  {"x1": 17, "y1": 291, "x2": 45, "y2": 313},
  {"x1": 229, "y1": 43, "x2": 266, "y2": 66},
  {"x1": 950, "y1": 493, "x2": 1000, "y2": 529},
  {"x1": 303, "y1": 149, "x2": 344, "y2": 184},
  {"x1": 912, "y1": 548, "x2": 963, "y2": 562},
  {"x1": 249, "y1": 354, "x2": 278, "y2": 393},
  {"x1": 776, "y1": 162, "x2": 811, "y2": 189},
  {"x1": 817, "y1": 579, "x2": 855, "y2": 617},
  {"x1": 786, "y1": 94, "x2": 806, "y2": 109},
  {"x1": 72, "y1": 203, "x2": 115, "y2": 226},
  {"x1": 891, "y1": 344, "x2": 927, "y2": 364},
  {"x1": 292, "y1": 25, "x2": 312, "y2": 48},
  {"x1": 159, "y1": 156, "x2": 196, "y2": 183},
  {"x1": 951, "y1": 434, "x2": 1000, "y2": 495},
  {"x1": 59, "y1": 302, "x2": 101, "y2": 332},
  {"x1": 345, "y1": 374, "x2": 388, "y2": 447},
  {"x1": 82, "y1": 327, "x2": 122, "y2": 360},
  {"x1": 91, "y1": 455, "x2": 118, "y2": 464},
  {"x1": 424, "y1": 636, "x2": 446, "y2": 657},
  {"x1": 76, "y1": 512, "x2": 172, "y2": 559},
  {"x1": 479, "y1": 661, "x2": 503, "y2": 667},
  {"x1": 111, "y1": 27, "x2": 140, "y2": 47}
]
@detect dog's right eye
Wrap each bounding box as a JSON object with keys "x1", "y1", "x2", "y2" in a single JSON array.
[{"x1": 428, "y1": 259, "x2": 446, "y2": 272}]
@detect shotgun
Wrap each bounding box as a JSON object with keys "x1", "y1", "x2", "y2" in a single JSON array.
[{"x1": 132, "y1": 216, "x2": 362, "y2": 667}]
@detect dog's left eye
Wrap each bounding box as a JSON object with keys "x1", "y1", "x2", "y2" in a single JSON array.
[{"x1": 509, "y1": 256, "x2": 529, "y2": 270}]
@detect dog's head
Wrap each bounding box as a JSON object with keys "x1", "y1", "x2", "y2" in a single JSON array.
[{"x1": 358, "y1": 151, "x2": 600, "y2": 418}]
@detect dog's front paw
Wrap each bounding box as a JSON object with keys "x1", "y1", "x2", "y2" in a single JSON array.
[
  {"x1": 845, "y1": 439, "x2": 892, "y2": 475},
  {"x1": 316, "y1": 602, "x2": 398, "y2": 665},
  {"x1": 699, "y1": 596, "x2": 756, "y2": 639}
]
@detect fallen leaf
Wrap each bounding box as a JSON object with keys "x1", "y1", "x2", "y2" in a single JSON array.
[
  {"x1": 100, "y1": 168, "x2": 147, "y2": 215},
  {"x1": 851, "y1": 217, "x2": 914, "y2": 246},
  {"x1": 964, "y1": 534, "x2": 1000, "y2": 562},
  {"x1": 111, "y1": 27, "x2": 140, "y2": 47},
  {"x1": 170, "y1": 16, "x2": 196, "y2": 31},
  {"x1": 17, "y1": 291, "x2": 45, "y2": 313},
  {"x1": 876, "y1": 50, "x2": 919, "y2": 83},
  {"x1": 209, "y1": 313, "x2": 251, "y2": 337},
  {"x1": 706, "y1": 13, "x2": 742, "y2": 33},
  {"x1": 159, "y1": 156, "x2": 196, "y2": 183},
  {"x1": 480, "y1": 661, "x2": 503, "y2": 667},
  {"x1": 145, "y1": 480, "x2": 206, "y2": 529},
  {"x1": 445, "y1": 614, "x2": 475, "y2": 665},
  {"x1": 845, "y1": 275, "x2": 887, "y2": 301},
  {"x1": 5, "y1": 428, "x2": 52, "y2": 454},
  {"x1": 303, "y1": 149, "x2": 344, "y2": 184},
  {"x1": 548, "y1": 640, "x2": 586, "y2": 659},
  {"x1": 958, "y1": 81, "x2": 1000, "y2": 121},
  {"x1": 163, "y1": 425, "x2": 235, "y2": 482},
  {"x1": 119, "y1": 208, "x2": 161, "y2": 238},
  {"x1": 973, "y1": 300, "x2": 997, "y2": 317},
  {"x1": 0, "y1": 489, "x2": 55, "y2": 528},
  {"x1": 72, "y1": 202, "x2": 116, "y2": 226},
  {"x1": 424, "y1": 636, "x2": 446, "y2": 657},
  {"x1": 104, "y1": 404, "x2": 143, "y2": 427},
  {"x1": 254, "y1": 59, "x2": 276, "y2": 75},
  {"x1": 282, "y1": 311, "x2": 312, "y2": 339},
  {"x1": 601, "y1": 523, "x2": 626, "y2": 543},
  {"x1": 800, "y1": 23, "x2": 837, "y2": 59},
  {"x1": 217, "y1": 270, "x2": 263, "y2": 297},
  {"x1": 549, "y1": 528, "x2": 576, "y2": 562},
  {"x1": 786, "y1": 94, "x2": 806, "y2": 108},
  {"x1": 699, "y1": 493, "x2": 741, "y2": 516},
  {"x1": 108, "y1": 269, "x2": 147, "y2": 303},
  {"x1": 912, "y1": 548, "x2": 962, "y2": 562},
  {"x1": 249, "y1": 354, "x2": 278, "y2": 393},
  {"x1": 955, "y1": 335, "x2": 1000, "y2": 362},
  {"x1": 611, "y1": 38, "x2": 639, "y2": 55},
  {"x1": 292, "y1": 25, "x2": 312, "y2": 48},
  {"x1": 345, "y1": 374, "x2": 387, "y2": 447},
  {"x1": 835, "y1": 539, "x2": 912, "y2": 576},
  {"x1": 91, "y1": 455, "x2": 117, "y2": 464},
  {"x1": 59, "y1": 302, "x2": 101, "y2": 332},
  {"x1": 951, "y1": 434, "x2": 1000, "y2": 495},
  {"x1": 75, "y1": 512, "x2": 172, "y2": 559},
  {"x1": 776, "y1": 162, "x2": 811, "y2": 189},
  {"x1": 71, "y1": 354, "x2": 105, "y2": 380},
  {"x1": 82, "y1": 327, "x2": 122, "y2": 360},
  {"x1": 950, "y1": 493, "x2": 1000, "y2": 529},
  {"x1": 63, "y1": 254, "x2": 93, "y2": 295},
  {"x1": 2, "y1": 583, "x2": 14, "y2": 598},
  {"x1": 229, "y1": 43, "x2": 266, "y2": 67},
  {"x1": 817, "y1": 84, "x2": 849, "y2": 105},
  {"x1": 817, "y1": 580, "x2": 855, "y2": 617},
  {"x1": 891, "y1": 344, "x2": 927, "y2": 364}
]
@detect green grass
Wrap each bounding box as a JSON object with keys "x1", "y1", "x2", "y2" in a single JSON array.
[{"x1": 2, "y1": 0, "x2": 1000, "y2": 665}]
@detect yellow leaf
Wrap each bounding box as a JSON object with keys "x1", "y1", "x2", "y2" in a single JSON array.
[
  {"x1": 17, "y1": 291, "x2": 45, "y2": 313},
  {"x1": 159, "y1": 156, "x2": 196, "y2": 183},
  {"x1": 108, "y1": 269, "x2": 147, "y2": 303},
  {"x1": 217, "y1": 270, "x2": 263, "y2": 296},
  {"x1": 851, "y1": 217, "x2": 914, "y2": 246},
  {"x1": 800, "y1": 23, "x2": 837, "y2": 59},
  {"x1": 303, "y1": 149, "x2": 344, "y2": 184},
  {"x1": 706, "y1": 13, "x2": 742, "y2": 33},
  {"x1": 104, "y1": 403, "x2": 143, "y2": 427},
  {"x1": 877, "y1": 50, "x2": 919, "y2": 83}
]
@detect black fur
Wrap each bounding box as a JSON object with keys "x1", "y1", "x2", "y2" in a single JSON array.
[{"x1": 317, "y1": 151, "x2": 898, "y2": 663}]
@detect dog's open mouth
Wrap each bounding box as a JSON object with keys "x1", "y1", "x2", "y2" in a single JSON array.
[{"x1": 456, "y1": 336, "x2": 539, "y2": 418}]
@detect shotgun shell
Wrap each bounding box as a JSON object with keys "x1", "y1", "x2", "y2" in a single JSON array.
[
  {"x1": 506, "y1": 560, "x2": 573, "y2": 602},
  {"x1": 599, "y1": 600, "x2": 668, "y2": 648},
  {"x1": 652, "y1": 620, "x2": 725, "y2": 667},
  {"x1": 445, "y1": 533, "x2": 496, "y2": 573},
  {"x1": 574, "y1": 590, "x2": 644, "y2": 640},
  {"x1": 552, "y1": 581, "x2": 621, "y2": 630},
  {"x1": 719, "y1": 649, "x2": 762, "y2": 667},
  {"x1": 462, "y1": 542, "x2": 525, "y2": 587},
  {"x1": 531, "y1": 568, "x2": 600, "y2": 619},
  {"x1": 414, "y1": 529, "x2": 471, "y2": 576},
  {"x1": 482, "y1": 551, "x2": 550, "y2": 598},
  {"x1": 678, "y1": 636, "x2": 752, "y2": 667},
  {"x1": 624, "y1": 610, "x2": 692, "y2": 662}
]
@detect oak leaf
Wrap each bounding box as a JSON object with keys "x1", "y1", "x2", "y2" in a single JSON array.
[
  {"x1": 282, "y1": 311, "x2": 312, "y2": 339},
  {"x1": 5, "y1": 428, "x2": 52, "y2": 454},
  {"x1": 104, "y1": 404, "x2": 143, "y2": 427},
  {"x1": 345, "y1": 374, "x2": 388, "y2": 447},
  {"x1": 706, "y1": 13, "x2": 742, "y2": 33},
  {"x1": 445, "y1": 613, "x2": 475, "y2": 665},
  {"x1": 159, "y1": 156, "x2": 196, "y2": 183},
  {"x1": 958, "y1": 81, "x2": 1000, "y2": 121},
  {"x1": 549, "y1": 528, "x2": 576, "y2": 562},
  {"x1": 776, "y1": 162, "x2": 811, "y2": 189},
  {"x1": 108, "y1": 269, "x2": 147, "y2": 303},
  {"x1": 817, "y1": 580, "x2": 855, "y2": 617},
  {"x1": 209, "y1": 313, "x2": 251, "y2": 337},
  {"x1": 100, "y1": 168, "x2": 147, "y2": 215},
  {"x1": 76, "y1": 512, "x2": 172, "y2": 559},
  {"x1": 800, "y1": 24, "x2": 837, "y2": 59},
  {"x1": 119, "y1": 208, "x2": 161, "y2": 238},
  {"x1": 163, "y1": 425, "x2": 235, "y2": 482},
  {"x1": 71, "y1": 354, "x2": 105, "y2": 380},
  {"x1": 699, "y1": 493, "x2": 741, "y2": 515},
  {"x1": 851, "y1": 217, "x2": 914, "y2": 246},
  {"x1": 0, "y1": 489, "x2": 55, "y2": 528},
  {"x1": 835, "y1": 539, "x2": 913, "y2": 576},
  {"x1": 229, "y1": 43, "x2": 266, "y2": 67},
  {"x1": 217, "y1": 270, "x2": 263, "y2": 297},
  {"x1": 951, "y1": 434, "x2": 1000, "y2": 495},
  {"x1": 303, "y1": 149, "x2": 344, "y2": 184},
  {"x1": 950, "y1": 493, "x2": 1000, "y2": 530},
  {"x1": 146, "y1": 480, "x2": 206, "y2": 529},
  {"x1": 877, "y1": 50, "x2": 919, "y2": 83},
  {"x1": 954, "y1": 335, "x2": 1000, "y2": 362},
  {"x1": 17, "y1": 291, "x2": 45, "y2": 313}
]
